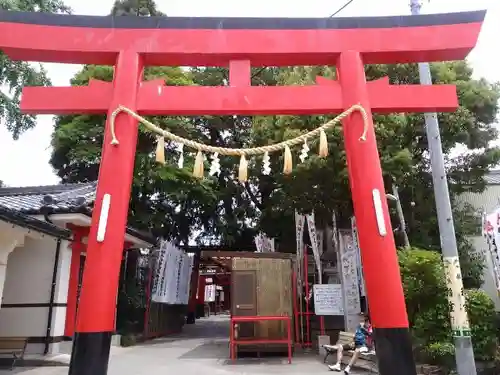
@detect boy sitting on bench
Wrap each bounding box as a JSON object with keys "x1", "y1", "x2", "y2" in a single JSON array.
[{"x1": 328, "y1": 314, "x2": 372, "y2": 374}]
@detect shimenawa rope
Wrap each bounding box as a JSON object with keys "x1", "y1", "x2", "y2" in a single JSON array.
[{"x1": 109, "y1": 104, "x2": 369, "y2": 180}]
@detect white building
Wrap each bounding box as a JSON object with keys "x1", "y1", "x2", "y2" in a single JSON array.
[
  {"x1": 459, "y1": 170, "x2": 500, "y2": 311},
  {"x1": 0, "y1": 182, "x2": 155, "y2": 355}
]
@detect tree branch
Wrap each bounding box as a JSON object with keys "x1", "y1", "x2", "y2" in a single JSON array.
[{"x1": 244, "y1": 182, "x2": 263, "y2": 211}]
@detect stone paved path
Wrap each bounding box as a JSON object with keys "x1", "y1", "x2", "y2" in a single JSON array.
[{"x1": 0, "y1": 315, "x2": 365, "y2": 375}]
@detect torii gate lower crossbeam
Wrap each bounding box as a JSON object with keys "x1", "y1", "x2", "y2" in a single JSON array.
[{"x1": 0, "y1": 10, "x2": 485, "y2": 375}]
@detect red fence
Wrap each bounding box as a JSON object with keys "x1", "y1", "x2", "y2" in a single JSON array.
[{"x1": 230, "y1": 315, "x2": 292, "y2": 364}]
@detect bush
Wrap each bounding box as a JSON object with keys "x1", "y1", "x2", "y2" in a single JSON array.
[
  {"x1": 399, "y1": 248, "x2": 451, "y2": 346},
  {"x1": 120, "y1": 334, "x2": 138, "y2": 347},
  {"x1": 398, "y1": 248, "x2": 499, "y2": 363},
  {"x1": 465, "y1": 289, "x2": 498, "y2": 361},
  {"x1": 423, "y1": 342, "x2": 455, "y2": 372}
]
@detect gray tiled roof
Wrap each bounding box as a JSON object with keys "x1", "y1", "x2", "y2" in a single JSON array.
[
  {"x1": 0, "y1": 205, "x2": 71, "y2": 239},
  {"x1": 0, "y1": 182, "x2": 156, "y2": 245},
  {"x1": 0, "y1": 182, "x2": 96, "y2": 214},
  {"x1": 485, "y1": 170, "x2": 500, "y2": 185}
]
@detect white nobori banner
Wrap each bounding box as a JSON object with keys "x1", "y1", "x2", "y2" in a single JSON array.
[
  {"x1": 351, "y1": 217, "x2": 366, "y2": 297},
  {"x1": 332, "y1": 211, "x2": 339, "y2": 252},
  {"x1": 338, "y1": 230, "x2": 361, "y2": 332},
  {"x1": 151, "y1": 241, "x2": 192, "y2": 305},
  {"x1": 306, "y1": 212, "x2": 322, "y2": 284},
  {"x1": 255, "y1": 233, "x2": 276, "y2": 253},
  {"x1": 295, "y1": 210, "x2": 306, "y2": 294}
]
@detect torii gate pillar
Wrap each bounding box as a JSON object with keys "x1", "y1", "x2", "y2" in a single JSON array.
[
  {"x1": 67, "y1": 50, "x2": 143, "y2": 375},
  {"x1": 338, "y1": 51, "x2": 414, "y2": 374}
]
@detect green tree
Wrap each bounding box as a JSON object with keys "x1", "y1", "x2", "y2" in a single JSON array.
[
  {"x1": 248, "y1": 63, "x2": 499, "y2": 255},
  {"x1": 48, "y1": 16, "x2": 500, "y2": 258},
  {"x1": 52, "y1": 65, "x2": 261, "y2": 246},
  {"x1": 49, "y1": 0, "x2": 258, "y2": 246},
  {"x1": 0, "y1": 0, "x2": 71, "y2": 138},
  {"x1": 51, "y1": 66, "x2": 260, "y2": 246},
  {"x1": 399, "y1": 248, "x2": 498, "y2": 364},
  {"x1": 110, "y1": 0, "x2": 164, "y2": 16}
]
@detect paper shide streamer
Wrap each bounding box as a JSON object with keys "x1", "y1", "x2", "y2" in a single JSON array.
[{"x1": 109, "y1": 104, "x2": 369, "y2": 182}]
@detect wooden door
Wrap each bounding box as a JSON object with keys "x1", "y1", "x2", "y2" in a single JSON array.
[{"x1": 231, "y1": 270, "x2": 257, "y2": 339}]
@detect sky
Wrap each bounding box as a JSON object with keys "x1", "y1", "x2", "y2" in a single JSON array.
[{"x1": 0, "y1": 0, "x2": 499, "y2": 187}]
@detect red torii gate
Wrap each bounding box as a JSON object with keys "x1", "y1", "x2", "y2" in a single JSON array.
[{"x1": 0, "y1": 10, "x2": 485, "y2": 375}]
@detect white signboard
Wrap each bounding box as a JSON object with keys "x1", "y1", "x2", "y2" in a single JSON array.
[
  {"x1": 313, "y1": 284, "x2": 344, "y2": 316},
  {"x1": 205, "y1": 284, "x2": 216, "y2": 302}
]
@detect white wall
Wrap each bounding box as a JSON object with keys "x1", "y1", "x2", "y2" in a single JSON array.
[
  {"x1": 0, "y1": 223, "x2": 26, "y2": 308},
  {"x1": 458, "y1": 185, "x2": 500, "y2": 311},
  {"x1": 0, "y1": 236, "x2": 72, "y2": 354},
  {"x1": 51, "y1": 239, "x2": 72, "y2": 355},
  {"x1": 458, "y1": 185, "x2": 500, "y2": 215},
  {"x1": 469, "y1": 235, "x2": 500, "y2": 311}
]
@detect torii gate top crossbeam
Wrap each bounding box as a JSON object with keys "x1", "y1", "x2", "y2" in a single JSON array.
[{"x1": 0, "y1": 10, "x2": 485, "y2": 66}]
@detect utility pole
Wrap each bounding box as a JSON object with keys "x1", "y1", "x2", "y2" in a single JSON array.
[{"x1": 409, "y1": 1, "x2": 477, "y2": 374}]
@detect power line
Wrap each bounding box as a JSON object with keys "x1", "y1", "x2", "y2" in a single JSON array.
[
  {"x1": 251, "y1": 67, "x2": 266, "y2": 80},
  {"x1": 251, "y1": 0, "x2": 356, "y2": 80},
  {"x1": 330, "y1": 0, "x2": 355, "y2": 17}
]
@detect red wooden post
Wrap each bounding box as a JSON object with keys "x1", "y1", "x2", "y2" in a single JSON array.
[
  {"x1": 338, "y1": 51, "x2": 414, "y2": 375},
  {"x1": 230, "y1": 316, "x2": 293, "y2": 363},
  {"x1": 292, "y1": 270, "x2": 299, "y2": 344},
  {"x1": 287, "y1": 317, "x2": 292, "y2": 364},
  {"x1": 187, "y1": 253, "x2": 200, "y2": 324},
  {"x1": 69, "y1": 50, "x2": 144, "y2": 375},
  {"x1": 65, "y1": 227, "x2": 85, "y2": 337}
]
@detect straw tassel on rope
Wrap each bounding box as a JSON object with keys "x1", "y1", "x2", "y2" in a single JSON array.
[
  {"x1": 155, "y1": 136, "x2": 166, "y2": 164},
  {"x1": 238, "y1": 155, "x2": 248, "y2": 182},
  {"x1": 319, "y1": 130, "x2": 328, "y2": 157},
  {"x1": 108, "y1": 104, "x2": 371, "y2": 180},
  {"x1": 193, "y1": 150, "x2": 204, "y2": 178},
  {"x1": 110, "y1": 104, "x2": 368, "y2": 155},
  {"x1": 283, "y1": 145, "x2": 293, "y2": 175}
]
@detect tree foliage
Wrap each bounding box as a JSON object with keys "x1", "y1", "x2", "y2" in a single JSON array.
[
  {"x1": 51, "y1": 65, "x2": 258, "y2": 246},
  {"x1": 399, "y1": 248, "x2": 498, "y2": 364},
  {"x1": 0, "y1": 0, "x2": 71, "y2": 138},
  {"x1": 50, "y1": 64, "x2": 500, "y2": 253},
  {"x1": 111, "y1": 0, "x2": 164, "y2": 16}
]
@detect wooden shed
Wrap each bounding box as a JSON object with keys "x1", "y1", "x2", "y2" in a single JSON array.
[{"x1": 229, "y1": 252, "x2": 294, "y2": 351}]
